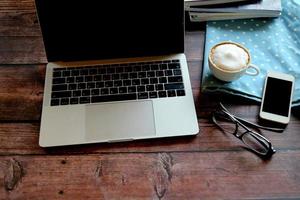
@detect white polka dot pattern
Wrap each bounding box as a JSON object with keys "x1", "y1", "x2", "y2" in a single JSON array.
[{"x1": 202, "y1": 0, "x2": 300, "y2": 106}]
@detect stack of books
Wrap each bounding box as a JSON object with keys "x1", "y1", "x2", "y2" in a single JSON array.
[{"x1": 185, "y1": 0, "x2": 282, "y2": 22}]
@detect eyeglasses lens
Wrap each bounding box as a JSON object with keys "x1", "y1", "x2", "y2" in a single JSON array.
[
  {"x1": 214, "y1": 113, "x2": 237, "y2": 134},
  {"x1": 241, "y1": 133, "x2": 269, "y2": 154}
]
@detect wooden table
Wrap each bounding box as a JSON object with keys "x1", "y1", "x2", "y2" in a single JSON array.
[{"x1": 1, "y1": 1, "x2": 300, "y2": 199}]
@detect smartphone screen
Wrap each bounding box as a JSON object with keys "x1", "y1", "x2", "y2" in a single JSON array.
[{"x1": 262, "y1": 77, "x2": 293, "y2": 117}]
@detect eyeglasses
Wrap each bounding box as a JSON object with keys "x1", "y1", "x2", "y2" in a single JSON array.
[{"x1": 212, "y1": 103, "x2": 282, "y2": 158}]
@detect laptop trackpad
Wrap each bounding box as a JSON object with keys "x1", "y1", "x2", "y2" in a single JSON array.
[{"x1": 85, "y1": 101, "x2": 156, "y2": 142}]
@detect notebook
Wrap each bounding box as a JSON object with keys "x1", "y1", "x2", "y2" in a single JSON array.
[{"x1": 35, "y1": 0, "x2": 199, "y2": 147}]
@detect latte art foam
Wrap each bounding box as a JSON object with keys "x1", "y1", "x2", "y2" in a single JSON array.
[{"x1": 211, "y1": 44, "x2": 249, "y2": 71}]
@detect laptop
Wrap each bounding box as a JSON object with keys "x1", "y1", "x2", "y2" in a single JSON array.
[{"x1": 35, "y1": 0, "x2": 199, "y2": 147}]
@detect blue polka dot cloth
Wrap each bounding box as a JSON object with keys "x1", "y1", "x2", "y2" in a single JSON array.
[{"x1": 202, "y1": 0, "x2": 300, "y2": 107}]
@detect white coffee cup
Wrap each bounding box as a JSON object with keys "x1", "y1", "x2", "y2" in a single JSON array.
[{"x1": 208, "y1": 41, "x2": 259, "y2": 82}]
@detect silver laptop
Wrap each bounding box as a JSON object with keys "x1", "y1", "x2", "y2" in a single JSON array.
[{"x1": 35, "y1": 0, "x2": 199, "y2": 147}]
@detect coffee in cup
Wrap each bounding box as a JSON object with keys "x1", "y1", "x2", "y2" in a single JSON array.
[{"x1": 208, "y1": 41, "x2": 259, "y2": 82}]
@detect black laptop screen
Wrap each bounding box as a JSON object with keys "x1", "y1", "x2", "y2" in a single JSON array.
[{"x1": 35, "y1": 0, "x2": 184, "y2": 62}]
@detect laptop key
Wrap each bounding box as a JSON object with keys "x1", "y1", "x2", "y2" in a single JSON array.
[
  {"x1": 119, "y1": 87, "x2": 127, "y2": 94},
  {"x1": 75, "y1": 76, "x2": 84, "y2": 83},
  {"x1": 159, "y1": 77, "x2": 167, "y2": 83},
  {"x1": 53, "y1": 71, "x2": 61, "y2": 77},
  {"x1": 105, "y1": 81, "x2": 113, "y2": 87},
  {"x1": 168, "y1": 63, "x2": 180, "y2": 69},
  {"x1": 173, "y1": 69, "x2": 182, "y2": 76},
  {"x1": 50, "y1": 99, "x2": 60, "y2": 106},
  {"x1": 91, "y1": 89, "x2": 100, "y2": 96},
  {"x1": 87, "y1": 82, "x2": 95, "y2": 89},
  {"x1": 70, "y1": 97, "x2": 79, "y2": 104},
  {"x1": 94, "y1": 75, "x2": 102, "y2": 81},
  {"x1": 123, "y1": 80, "x2": 131, "y2": 86},
  {"x1": 129, "y1": 72, "x2": 138, "y2": 79},
  {"x1": 168, "y1": 76, "x2": 183, "y2": 83},
  {"x1": 52, "y1": 91, "x2": 71, "y2": 98},
  {"x1": 91, "y1": 93, "x2": 137, "y2": 103},
  {"x1": 164, "y1": 83, "x2": 184, "y2": 90},
  {"x1": 155, "y1": 84, "x2": 164, "y2": 91},
  {"x1": 80, "y1": 69, "x2": 88, "y2": 75},
  {"x1": 124, "y1": 66, "x2": 133, "y2": 72},
  {"x1": 150, "y1": 78, "x2": 158, "y2": 84},
  {"x1": 158, "y1": 91, "x2": 167, "y2": 98},
  {"x1": 110, "y1": 88, "x2": 118, "y2": 94},
  {"x1": 89, "y1": 68, "x2": 97, "y2": 75},
  {"x1": 52, "y1": 84, "x2": 67, "y2": 91},
  {"x1": 137, "y1": 85, "x2": 146, "y2": 92},
  {"x1": 96, "y1": 82, "x2": 104, "y2": 88},
  {"x1": 176, "y1": 89, "x2": 185, "y2": 96},
  {"x1": 146, "y1": 85, "x2": 155, "y2": 91},
  {"x1": 62, "y1": 71, "x2": 70, "y2": 77},
  {"x1": 69, "y1": 84, "x2": 77, "y2": 90},
  {"x1": 138, "y1": 72, "x2": 146, "y2": 78},
  {"x1": 85, "y1": 76, "x2": 93, "y2": 82},
  {"x1": 80, "y1": 97, "x2": 91, "y2": 104},
  {"x1": 151, "y1": 64, "x2": 159, "y2": 71},
  {"x1": 156, "y1": 71, "x2": 164, "y2": 77},
  {"x1": 141, "y1": 78, "x2": 149, "y2": 85},
  {"x1": 116, "y1": 67, "x2": 124, "y2": 73},
  {"x1": 138, "y1": 92, "x2": 148, "y2": 99},
  {"x1": 53, "y1": 78, "x2": 65, "y2": 84},
  {"x1": 132, "y1": 79, "x2": 140, "y2": 86},
  {"x1": 112, "y1": 74, "x2": 120, "y2": 80},
  {"x1": 114, "y1": 80, "x2": 123, "y2": 87},
  {"x1": 82, "y1": 90, "x2": 90, "y2": 96},
  {"x1": 121, "y1": 73, "x2": 129, "y2": 79},
  {"x1": 142, "y1": 65, "x2": 150, "y2": 71},
  {"x1": 167, "y1": 90, "x2": 176, "y2": 97},
  {"x1": 66, "y1": 77, "x2": 75, "y2": 83},
  {"x1": 73, "y1": 90, "x2": 81, "y2": 97},
  {"x1": 71, "y1": 70, "x2": 80, "y2": 76},
  {"x1": 165, "y1": 70, "x2": 173, "y2": 76},
  {"x1": 147, "y1": 71, "x2": 155, "y2": 77},
  {"x1": 103, "y1": 74, "x2": 111, "y2": 81},
  {"x1": 133, "y1": 65, "x2": 141, "y2": 72},
  {"x1": 61, "y1": 98, "x2": 70, "y2": 105},
  {"x1": 128, "y1": 86, "x2": 137, "y2": 93},
  {"x1": 160, "y1": 64, "x2": 168, "y2": 70},
  {"x1": 78, "y1": 83, "x2": 86, "y2": 89},
  {"x1": 149, "y1": 91, "x2": 158, "y2": 98},
  {"x1": 101, "y1": 88, "x2": 109, "y2": 95}
]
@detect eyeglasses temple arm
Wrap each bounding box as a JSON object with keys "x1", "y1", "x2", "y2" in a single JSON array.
[{"x1": 234, "y1": 115, "x2": 284, "y2": 132}]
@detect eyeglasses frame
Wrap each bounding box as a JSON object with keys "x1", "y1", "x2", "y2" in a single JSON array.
[{"x1": 212, "y1": 103, "x2": 276, "y2": 158}]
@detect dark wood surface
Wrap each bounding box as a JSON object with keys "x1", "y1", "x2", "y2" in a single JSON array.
[{"x1": 1, "y1": 0, "x2": 300, "y2": 199}]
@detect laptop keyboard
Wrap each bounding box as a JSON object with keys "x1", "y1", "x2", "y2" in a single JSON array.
[{"x1": 50, "y1": 59, "x2": 185, "y2": 106}]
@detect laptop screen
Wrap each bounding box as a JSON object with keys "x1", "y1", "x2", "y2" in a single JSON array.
[{"x1": 35, "y1": 0, "x2": 184, "y2": 62}]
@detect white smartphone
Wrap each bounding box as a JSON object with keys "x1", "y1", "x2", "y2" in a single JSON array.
[{"x1": 260, "y1": 71, "x2": 295, "y2": 124}]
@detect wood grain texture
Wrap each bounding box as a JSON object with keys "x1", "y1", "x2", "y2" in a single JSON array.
[
  {"x1": 1, "y1": 0, "x2": 300, "y2": 199},
  {"x1": 0, "y1": 0, "x2": 35, "y2": 12},
  {"x1": 0, "y1": 152, "x2": 300, "y2": 199},
  {"x1": 0, "y1": 118, "x2": 300, "y2": 155},
  {"x1": 0, "y1": 64, "x2": 44, "y2": 121}
]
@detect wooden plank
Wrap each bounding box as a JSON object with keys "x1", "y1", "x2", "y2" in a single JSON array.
[
  {"x1": 0, "y1": 36, "x2": 47, "y2": 64},
  {"x1": 0, "y1": 0, "x2": 35, "y2": 13},
  {"x1": 185, "y1": 31, "x2": 205, "y2": 61},
  {"x1": 0, "y1": 152, "x2": 299, "y2": 199},
  {"x1": 0, "y1": 11, "x2": 40, "y2": 36},
  {"x1": 0, "y1": 64, "x2": 44, "y2": 121},
  {"x1": 0, "y1": 119, "x2": 300, "y2": 155}
]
